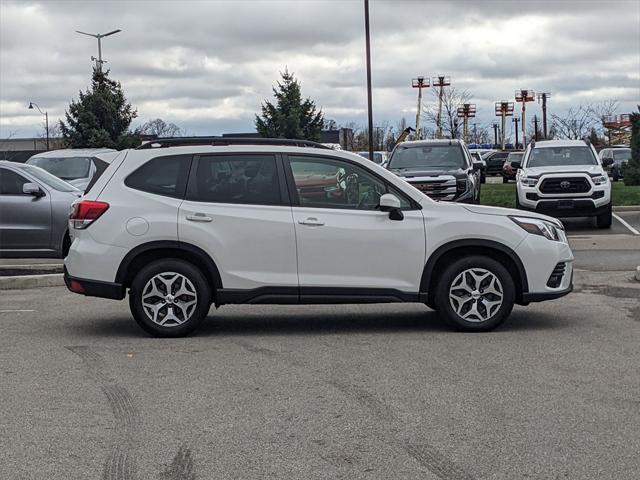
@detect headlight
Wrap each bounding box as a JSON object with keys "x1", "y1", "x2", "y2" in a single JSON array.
[
  {"x1": 456, "y1": 177, "x2": 470, "y2": 194},
  {"x1": 591, "y1": 174, "x2": 608, "y2": 185},
  {"x1": 509, "y1": 216, "x2": 566, "y2": 242},
  {"x1": 519, "y1": 177, "x2": 538, "y2": 187}
]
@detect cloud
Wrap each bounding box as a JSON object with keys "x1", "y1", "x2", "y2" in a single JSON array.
[{"x1": 1, "y1": 0, "x2": 638, "y2": 137}]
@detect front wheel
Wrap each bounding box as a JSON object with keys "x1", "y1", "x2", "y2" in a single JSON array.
[
  {"x1": 129, "y1": 259, "x2": 211, "y2": 337},
  {"x1": 596, "y1": 203, "x2": 612, "y2": 229},
  {"x1": 434, "y1": 255, "x2": 515, "y2": 331}
]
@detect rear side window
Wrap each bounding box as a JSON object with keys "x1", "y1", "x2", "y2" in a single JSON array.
[
  {"x1": 125, "y1": 155, "x2": 191, "y2": 199},
  {"x1": 187, "y1": 154, "x2": 281, "y2": 205},
  {"x1": 84, "y1": 157, "x2": 110, "y2": 194}
]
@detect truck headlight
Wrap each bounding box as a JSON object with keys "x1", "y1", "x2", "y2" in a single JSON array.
[
  {"x1": 519, "y1": 177, "x2": 538, "y2": 187},
  {"x1": 591, "y1": 174, "x2": 608, "y2": 185},
  {"x1": 509, "y1": 216, "x2": 566, "y2": 242}
]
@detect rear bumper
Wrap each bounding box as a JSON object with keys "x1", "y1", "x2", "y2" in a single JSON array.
[{"x1": 64, "y1": 266, "x2": 125, "y2": 300}]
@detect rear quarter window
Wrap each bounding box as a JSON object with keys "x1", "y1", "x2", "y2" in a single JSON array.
[{"x1": 124, "y1": 155, "x2": 192, "y2": 199}]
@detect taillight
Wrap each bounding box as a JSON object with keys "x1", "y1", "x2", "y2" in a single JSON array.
[{"x1": 70, "y1": 200, "x2": 109, "y2": 229}]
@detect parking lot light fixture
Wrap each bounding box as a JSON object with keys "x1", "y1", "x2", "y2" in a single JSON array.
[
  {"x1": 515, "y1": 89, "x2": 535, "y2": 149},
  {"x1": 537, "y1": 92, "x2": 551, "y2": 139},
  {"x1": 432, "y1": 75, "x2": 451, "y2": 138},
  {"x1": 28, "y1": 102, "x2": 49, "y2": 151},
  {"x1": 412, "y1": 76, "x2": 430, "y2": 140},
  {"x1": 495, "y1": 101, "x2": 514, "y2": 150},
  {"x1": 456, "y1": 103, "x2": 476, "y2": 143}
]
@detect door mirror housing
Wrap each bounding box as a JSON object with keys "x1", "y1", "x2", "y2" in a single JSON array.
[
  {"x1": 510, "y1": 159, "x2": 522, "y2": 169},
  {"x1": 23, "y1": 182, "x2": 44, "y2": 197},
  {"x1": 379, "y1": 193, "x2": 404, "y2": 221},
  {"x1": 602, "y1": 157, "x2": 614, "y2": 167},
  {"x1": 472, "y1": 160, "x2": 483, "y2": 171}
]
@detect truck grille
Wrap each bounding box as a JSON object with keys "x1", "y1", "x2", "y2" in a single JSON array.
[
  {"x1": 540, "y1": 177, "x2": 590, "y2": 194},
  {"x1": 546, "y1": 262, "x2": 566, "y2": 288},
  {"x1": 407, "y1": 176, "x2": 456, "y2": 200}
]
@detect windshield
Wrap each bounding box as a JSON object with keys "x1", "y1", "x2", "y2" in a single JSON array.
[
  {"x1": 613, "y1": 149, "x2": 631, "y2": 161},
  {"x1": 21, "y1": 165, "x2": 79, "y2": 192},
  {"x1": 526, "y1": 146, "x2": 597, "y2": 168},
  {"x1": 507, "y1": 152, "x2": 523, "y2": 161},
  {"x1": 389, "y1": 145, "x2": 466, "y2": 169},
  {"x1": 28, "y1": 156, "x2": 91, "y2": 180}
]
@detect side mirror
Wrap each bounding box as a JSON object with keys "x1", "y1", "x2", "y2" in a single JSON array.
[
  {"x1": 602, "y1": 157, "x2": 614, "y2": 167},
  {"x1": 511, "y1": 160, "x2": 522, "y2": 169},
  {"x1": 379, "y1": 193, "x2": 404, "y2": 221},
  {"x1": 472, "y1": 160, "x2": 483, "y2": 171},
  {"x1": 23, "y1": 182, "x2": 44, "y2": 197}
]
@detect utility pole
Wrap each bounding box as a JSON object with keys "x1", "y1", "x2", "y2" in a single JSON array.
[
  {"x1": 28, "y1": 102, "x2": 49, "y2": 150},
  {"x1": 456, "y1": 104, "x2": 476, "y2": 144},
  {"x1": 412, "y1": 76, "x2": 429, "y2": 140},
  {"x1": 537, "y1": 92, "x2": 551, "y2": 139},
  {"x1": 472, "y1": 122, "x2": 478, "y2": 144},
  {"x1": 76, "y1": 29, "x2": 122, "y2": 72},
  {"x1": 363, "y1": 0, "x2": 374, "y2": 160},
  {"x1": 533, "y1": 115, "x2": 540, "y2": 141},
  {"x1": 432, "y1": 75, "x2": 451, "y2": 138},
  {"x1": 492, "y1": 123, "x2": 499, "y2": 147},
  {"x1": 494, "y1": 101, "x2": 514, "y2": 150},
  {"x1": 512, "y1": 117, "x2": 520, "y2": 149},
  {"x1": 515, "y1": 89, "x2": 535, "y2": 149}
]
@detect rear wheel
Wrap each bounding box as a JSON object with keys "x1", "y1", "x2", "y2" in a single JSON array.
[
  {"x1": 129, "y1": 259, "x2": 211, "y2": 337},
  {"x1": 435, "y1": 255, "x2": 515, "y2": 331},
  {"x1": 596, "y1": 203, "x2": 612, "y2": 229}
]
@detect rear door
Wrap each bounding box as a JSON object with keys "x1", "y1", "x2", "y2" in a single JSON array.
[
  {"x1": 178, "y1": 153, "x2": 298, "y2": 291},
  {"x1": 0, "y1": 167, "x2": 51, "y2": 252},
  {"x1": 284, "y1": 154, "x2": 426, "y2": 293}
]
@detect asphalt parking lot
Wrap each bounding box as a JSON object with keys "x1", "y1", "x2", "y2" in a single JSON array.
[{"x1": 1, "y1": 224, "x2": 639, "y2": 480}]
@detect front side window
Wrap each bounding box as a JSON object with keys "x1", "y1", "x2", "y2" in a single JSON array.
[
  {"x1": 527, "y1": 146, "x2": 597, "y2": 168},
  {"x1": 388, "y1": 145, "x2": 466, "y2": 170},
  {"x1": 27, "y1": 157, "x2": 91, "y2": 181},
  {"x1": 289, "y1": 155, "x2": 410, "y2": 210},
  {"x1": 0, "y1": 168, "x2": 29, "y2": 195},
  {"x1": 125, "y1": 155, "x2": 191, "y2": 198},
  {"x1": 188, "y1": 154, "x2": 281, "y2": 205}
]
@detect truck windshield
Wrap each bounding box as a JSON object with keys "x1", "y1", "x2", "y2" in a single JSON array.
[
  {"x1": 527, "y1": 147, "x2": 597, "y2": 168},
  {"x1": 389, "y1": 145, "x2": 465, "y2": 169}
]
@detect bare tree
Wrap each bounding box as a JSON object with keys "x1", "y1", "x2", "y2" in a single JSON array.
[
  {"x1": 422, "y1": 86, "x2": 472, "y2": 139},
  {"x1": 551, "y1": 100, "x2": 620, "y2": 141},
  {"x1": 138, "y1": 118, "x2": 183, "y2": 137}
]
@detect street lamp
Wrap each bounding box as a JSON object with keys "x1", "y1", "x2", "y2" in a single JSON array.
[{"x1": 28, "y1": 102, "x2": 49, "y2": 151}]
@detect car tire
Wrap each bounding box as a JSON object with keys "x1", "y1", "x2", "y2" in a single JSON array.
[
  {"x1": 515, "y1": 195, "x2": 522, "y2": 209},
  {"x1": 434, "y1": 255, "x2": 515, "y2": 332},
  {"x1": 502, "y1": 175, "x2": 509, "y2": 183},
  {"x1": 596, "y1": 203, "x2": 612, "y2": 229},
  {"x1": 481, "y1": 173, "x2": 486, "y2": 184},
  {"x1": 612, "y1": 173, "x2": 619, "y2": 182},
  {"x1": 129, "y1": 259, "x2": 211, "y2": 337}
]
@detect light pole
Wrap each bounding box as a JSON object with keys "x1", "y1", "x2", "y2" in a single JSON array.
[
  {"x1": 456, "y1": 104, "x2": 476, "y2": 143},
  {"x1": 363, "y1": 0, "x2": 374, "y2": 161},
  {"x1": 28, "y1": 102, "x2": 49, "y2": 150},
  {"x1": 76, "y1": 29, "x2": 122, "y2": 72},
  {"x1": 512, "y1": 117, "x2": 520, "y2": 149},
  {"x1": 412, "y1": 76, "x2": 429, "y2": 140},
  {"x1": 515, "y1": 89, "x2": 535, "y2": 149},
  {"x1": 495, "y1": 101, "x2": 514, "y2": 150},
  {"x1": 432, "y1": 75, "x2": 450, "y2": 138}
]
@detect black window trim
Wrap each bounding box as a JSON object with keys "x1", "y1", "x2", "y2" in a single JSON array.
[
  {"x1": 0, "y1": 167, "x2": 41, "y2": 196},
  {"x1": 281, "y1": 152, "x2": 421, "y2": 211},
  {"x1": 184, "y1": 152, "x2": 290, "y2": 207},
  {"x1": 124, "y1": 153, "x2": 193, "y2": 199}
]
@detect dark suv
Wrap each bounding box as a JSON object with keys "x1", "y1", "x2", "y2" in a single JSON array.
[{"x1": 386, "y1": 139, "x2": 482, "y2": 203}]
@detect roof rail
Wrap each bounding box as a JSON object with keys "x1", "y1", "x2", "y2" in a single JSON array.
[{"x1": 136, "y1": 136, "x2": 331, "y2": 150}]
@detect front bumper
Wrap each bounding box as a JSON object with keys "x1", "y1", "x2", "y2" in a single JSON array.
[
  {"x1": 64, "y1": 266, "x2": 125, "y2": 300},
  {"x1": 518, "y1": 199, "x2": 610, "y2": 217}
]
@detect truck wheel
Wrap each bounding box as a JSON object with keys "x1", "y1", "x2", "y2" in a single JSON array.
[
  {"x1": 502, "y1": 175, "x2": 509, "y2": 183},
  {"x1": 435, "y1": 255, "x2": 515, "y2": 332},
  {"x1": 129, "y1": 259, "x2": 211, "y2": 337},
  {"x1": 596, "y1": 204, "x2": 612, "y2": 229}
]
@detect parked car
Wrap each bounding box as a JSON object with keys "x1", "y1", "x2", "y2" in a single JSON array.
[
  {"x1": 26, "y1": 148, "x2": 117, "y2": 191},
  {"x1": 482, "y1": 150, "x2": 511, "y2": 176},
  {"x1": 503, "y1": 152, "x2": 524, "y2": 183},
  {"x1": 356, "y1": 151, "x2": 389, "y2": 165},
  {"x1": 0, "y1": 161, "x2": 81, "y2": 258},
  {"x1": 471, "y1": 151, "x2": 486, "y2": 184},
  {"x1": 64, "y1": 137, "x2": 573, "y2": 337},
  {"x1": 386, "y1": 139, "x2": 482, "y2": 203},
  {"x1": 515, "y1": 140, "x2": 613, "y2": 228},
  {"x1": 599, "y1": 147, "x2": 631, "y2": 182}
]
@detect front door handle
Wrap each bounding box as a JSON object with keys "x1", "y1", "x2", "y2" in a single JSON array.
[
  {"x1": 298, "y1": 217, "x2": 325, "y2": 227},
  {"x1": 186, "y1": 213, "x2": 212, "y2": 222}
]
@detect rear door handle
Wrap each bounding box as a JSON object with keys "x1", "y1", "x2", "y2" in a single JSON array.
[
  {"x1": 186, "y1": 213, "x2": 212, "y2": 222},
  {"x1": 298, "y1": 217, "x2": 325, "y2": 227}
]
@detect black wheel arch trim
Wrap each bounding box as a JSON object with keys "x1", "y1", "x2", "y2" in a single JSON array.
[
  {"x1": 420, "y1": 239, "x2": 529, "y2": 294},
  {"x1": 115, "y1": 240, "x2": 223, "y2": 290}
]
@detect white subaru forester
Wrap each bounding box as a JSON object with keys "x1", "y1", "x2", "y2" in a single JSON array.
[{"x1": 65, "y1": 138, "x2": 574, "y2": 337}]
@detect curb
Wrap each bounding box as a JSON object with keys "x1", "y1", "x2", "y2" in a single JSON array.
[
  {"x1": 613, "y1": 206, "x2": 640, "y2": 212},
  {"x1": 0, "y1": 264, "x2": 63, "y2": 277},
  {"x1": 636, "y1": 267, "x2": 640, "y2": 282},
  {"x1": 0, "y1": 274, "x2": 64, "y2": 290}
]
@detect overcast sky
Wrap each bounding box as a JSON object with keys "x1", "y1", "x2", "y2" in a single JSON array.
[{"x1": 1, "y1": 0, "x2": 639, "y2": 140}]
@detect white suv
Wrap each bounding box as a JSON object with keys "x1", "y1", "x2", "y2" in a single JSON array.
[
  {"x1": 64, "y1": 138, "x2": 574, "y2": 337},
  {"x1": 515, "y1": 140, "x2": 613, "y2": 228}
]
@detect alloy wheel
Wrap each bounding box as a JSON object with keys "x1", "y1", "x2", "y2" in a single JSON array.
[
  {"x1": 141, "y1": 272, "x2": 198, "y2": 327},
  {"x1": 448, "y1": 268, "x2": 504, "y2": 322}
]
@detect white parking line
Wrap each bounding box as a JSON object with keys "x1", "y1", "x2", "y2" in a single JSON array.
[
  {"x1": 0, "y1": 309, "x2": 35, "y2": 314},
  {"x1": 613, "y1": 213, "x2": 640, "y2": 235}
]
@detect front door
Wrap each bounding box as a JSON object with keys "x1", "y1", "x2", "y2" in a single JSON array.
[
  {"x1": 0, "y1": 167, "x2": 51, "y2": 252},
  {"x1": 285, "y1": 155, "x2": 426, "y2": 293}
]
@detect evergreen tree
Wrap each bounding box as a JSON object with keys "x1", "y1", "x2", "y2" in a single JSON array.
[
  {"x1": 623, "y1": 107, "x2": 640, "y2": 186},
  {"x1": 60, "y1": 68, "x2": 138, "y2": 149},
  {"x1": 255, "y1": 69, "x2": 324, "y2": 141}
]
